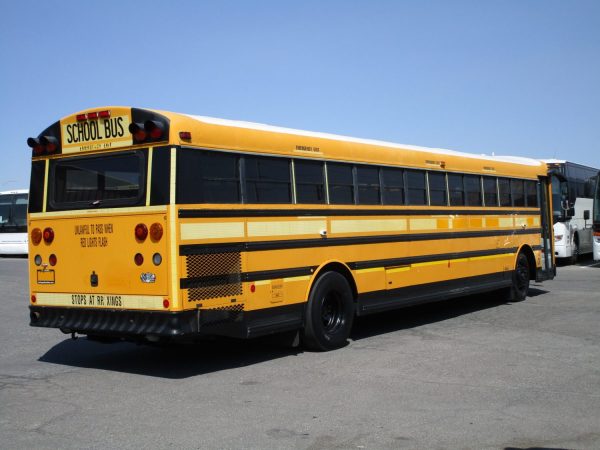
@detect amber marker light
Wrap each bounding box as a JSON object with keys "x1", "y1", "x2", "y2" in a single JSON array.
[
  {"x1": 150, "y1": 223, "x2": 163, "y2": 241},
  {"x1": 31, "y1": 228, "x2": 42, "y2": 245}
]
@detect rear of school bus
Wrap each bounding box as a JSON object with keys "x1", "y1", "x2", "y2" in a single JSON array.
[{"x1": 27, "y1": 107, "x2": 192, "y2": 342}]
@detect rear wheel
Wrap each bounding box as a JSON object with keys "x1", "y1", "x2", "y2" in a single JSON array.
[
  {"x1": 302, "y1": 271, "x2": 354, "y2": 351},
  {"x1": 510, "y1": 252, "x2": 530, "y2": 302}
]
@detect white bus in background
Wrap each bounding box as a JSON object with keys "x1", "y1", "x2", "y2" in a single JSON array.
[
  {"x1": 0, "y1": 189, "x2": 28, "y2": 255},
  {"x1": 545, "y1": 160, "x2": 598, "y2": 263},
  {"x1": 593, "y1": 172, "x2": 600, "y2": 261}
]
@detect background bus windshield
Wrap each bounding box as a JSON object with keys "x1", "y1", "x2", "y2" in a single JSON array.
[{"x1": 0, "y1": 193, "x2": 28, "y2": 233}]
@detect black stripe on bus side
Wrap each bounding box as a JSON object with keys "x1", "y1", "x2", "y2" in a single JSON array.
[
  {"x1": 179, "y1": 208, "x2": 541, "y2": 218},
  {"x1": 179, "y1": 247, "x2": 518, "y2": 289},
  {"x1": 357, "y1": 272, "x2": 510, "y2": 315},
  {"x1": 180, "y1": 266, "x2": 317, "y2": 289},
  {"x1": 179, "y1": 228, "x2": 542, "y2": 255},
  {"x1": 348, "y1": 247, "x2": 518, "y2": 271}
]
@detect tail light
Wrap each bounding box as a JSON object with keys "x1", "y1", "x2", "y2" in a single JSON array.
[
  {"x1": 554, "y1": 234, "x2": 563, "y2": 242},
  {"x1": 49, "y1": 254, "x2": 57, "y2": 266},
  {"x1": 135, "y1": 223, "x2": 148, "y2": 241},
  {"x1": 129, "y1": 123, "x2": 147, "y2": 142},
  {"x1": 134, "y1": 253, "x2": 144, "y2": 266},
  {"x1": 150, "y1": 223, "x2": 163, "y2": 241},
  {"x1": 43, "y1": 227, "x2": 54, "y2": 244},
  {"x1": 31, "y1": 228, "x2": 42, "y2": 245}
]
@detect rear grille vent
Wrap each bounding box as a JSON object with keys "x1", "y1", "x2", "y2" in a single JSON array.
[{"x1": 185, "y1": 252, "x2": 242, "y2": 301}]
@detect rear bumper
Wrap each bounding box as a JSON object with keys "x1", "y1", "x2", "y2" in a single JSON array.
[{"x1": 29, "y1": 304, "x2": 303, "y2": 340}]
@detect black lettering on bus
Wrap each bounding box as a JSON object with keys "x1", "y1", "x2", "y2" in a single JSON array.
[
  {"x1": 66, "y1": 124, "x2": 74, "y2": 144},
  {"x1": 103, "y1": 119, "x2": 111, "y2": 138},
  {"x1": 116, "y1": 117, "x2": 124, "y2": 137}
]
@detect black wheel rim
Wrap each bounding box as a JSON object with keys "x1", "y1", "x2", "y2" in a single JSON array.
[
  {"x1": 320, "y1": 292, "x2": 344, "y2": 334},
  {"x1": 516, "y1": 256, "x2": 529, "y2": 293}
]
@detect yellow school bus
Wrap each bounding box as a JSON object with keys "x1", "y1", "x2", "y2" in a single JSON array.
[{"x1": 26, "y1": 107, "x2": 555, "y2": 350}]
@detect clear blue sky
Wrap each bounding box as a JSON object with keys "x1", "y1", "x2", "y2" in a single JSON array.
[{"x1": 1, "y1": 0, "x2": 599, "y2": 190}]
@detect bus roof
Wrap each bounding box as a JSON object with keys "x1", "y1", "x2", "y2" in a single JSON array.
[{"x1": 184, "y1": 114, "x2": 544, "y2": 167}]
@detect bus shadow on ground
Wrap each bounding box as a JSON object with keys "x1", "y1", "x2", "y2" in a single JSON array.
[
  {"x1": 350, "y1": 287, "x2": 548, "y2": 342},
  {"x1": 39, "y1": 336, "x2": 300, "y2": 379},
  {"x1": 39, "y1": 288, "x2": 549, "y2": 379}
]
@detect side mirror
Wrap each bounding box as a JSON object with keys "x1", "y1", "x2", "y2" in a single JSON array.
[{"x1": 584, "y1": 210, "x2": 590, "y2": 221}]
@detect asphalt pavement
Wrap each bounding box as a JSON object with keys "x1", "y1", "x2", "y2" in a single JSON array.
[{"x1": 1, "y1": 256, "x2": 599, "y2": 449}]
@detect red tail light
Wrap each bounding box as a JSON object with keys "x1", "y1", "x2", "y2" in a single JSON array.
[
  {"x1": 150, "y1": 223, "x2": 163, "y2": 241},
  {"x1": 163, "y1": 299, "x2": 170, "y2": 308},
  {"x1": 135, "y1": 223, "x2": 148, "y2": 241},
  {"x1": 43, "y1": 227, "x2": 54, "y2": 244},
  {"x1": 49, "y1": 254, "x2": 57, "y2": 266},
  {"x1": 134, "y1": 253, "x2": 144, "y2": 266},
  {"x1": 31, "y1": 228, "x2": 42, "y2": 245}
]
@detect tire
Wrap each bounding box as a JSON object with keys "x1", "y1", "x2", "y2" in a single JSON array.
[
  {"x1": 570, "y1": 238, "x2": 579, "y2": 265},
  {"x1": 510, "y1": 252, "x2": 530, "y2": 302},
  {"x1": 302, "y1": 271, "x2": 355, "y2": 351}
]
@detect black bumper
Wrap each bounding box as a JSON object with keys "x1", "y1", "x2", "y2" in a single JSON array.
[{"x1": 29, "y1": 304, "x2": 303, "y2": 340}]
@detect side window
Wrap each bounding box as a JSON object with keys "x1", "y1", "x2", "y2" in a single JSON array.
[
  {"x1": 511, "y1": 179, "x2": 525, "y2": 207},
  {"x1": 381, "y1": 168, "x2": 404, "y2": 205},
  {"x1": 244, "y1": 155, "x2": 291, "y2": 203},
  {"x1": 295, "y1": 160, "x2": 325, "y2": 204},
  {"x1": 464, "y1": 175, "x2": 482, "y2": 206},
  {"x1": 356, "y1": 165, "x2": 380, "y2": 205},
  {"x1": 328, "y1": 163, "x2": 354, "y2": 204},
  {"x1": 483, "y1": 177, "x2": 498, "y2": 207},
  {"x1": 406, "y1": 170, "x2": 427, "y2": 205},
  {"x1": 178, "y1": 149, "x2": 240, "y2": 203},
  {"x1": 428, "y1": 172, "x2": 447, "y2": 206},
  {"x1": 448, "y1": 173, "x2": 464, "y2": 206},
  {"x1": 498, "y1": 178, "x2": 511, "y2": 206},
  {"x1": 525, "y1": 180, "x2": 538, "y2": 207}
]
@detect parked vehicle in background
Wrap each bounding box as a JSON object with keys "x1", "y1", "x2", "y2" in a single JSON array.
[
  {"x1": 593, "y1": 172, "x2": 600, "y2": 261},
  {"x1": 0, "y1": 189, "x2": 28, "y2": 255},
  {"x1": 545, "y1": 160, "x2": 598, "y2": 263}
]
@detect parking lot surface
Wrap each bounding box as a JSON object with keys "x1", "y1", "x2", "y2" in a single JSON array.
[{"x1": 1, "y1": 256, "x2": 599, "y2": 449}]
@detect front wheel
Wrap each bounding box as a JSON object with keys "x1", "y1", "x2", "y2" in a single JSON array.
[
  {"x1": 570, "y1": 239, "x2": 579, "y2": 265},
  {"x1": 302, "y1": 271, "x2": 355, "y2": 351},
  {"x1": 510, "y1": 252, "x2": 530, "y2": 302}
]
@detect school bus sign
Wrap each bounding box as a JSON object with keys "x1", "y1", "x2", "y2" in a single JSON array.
[{"x1": 61, "y1": 108, "x2": 132, "y2": 153}]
